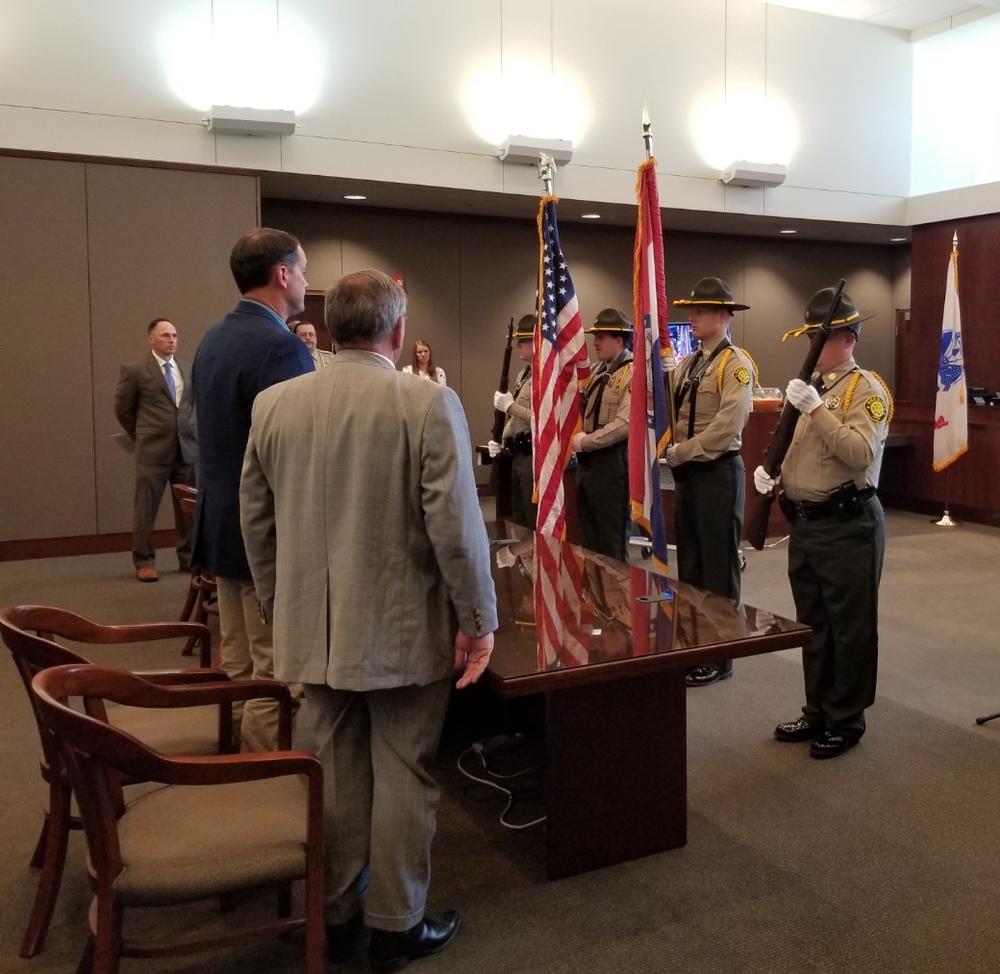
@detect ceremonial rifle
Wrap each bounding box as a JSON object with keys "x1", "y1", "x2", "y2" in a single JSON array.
[
  {"x1": 491, "y1": 318, "x2": 515, "y2": 444},
  {"x1": 745, "y1": 278, "x2": 847, "y2": 550},
  {"x1": 487, "y1": 319, "x2": 515, "y2": 516}
]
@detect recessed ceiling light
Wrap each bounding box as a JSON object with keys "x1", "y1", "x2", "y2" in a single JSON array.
[
  {"x1": 889, "y1": 237, "x2": 907, "y2": 243},
  {"x1": 581, "y1": 213, "x2": 601, "y2": 220},
  {"x1": 779, "y1": 228, "x2": 797, "y2": 234},
  {"x1": 343, "y1": 194, "x2": 367, "y2": 201}
]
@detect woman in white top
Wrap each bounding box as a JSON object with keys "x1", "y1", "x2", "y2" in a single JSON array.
[{"x1": 401, "y1": 339, "x2": 446, "y2": 385}]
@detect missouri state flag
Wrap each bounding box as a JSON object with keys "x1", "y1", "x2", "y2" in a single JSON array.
[{"x1": 933, "y1": 235, "x2": 968, "y2": 471}]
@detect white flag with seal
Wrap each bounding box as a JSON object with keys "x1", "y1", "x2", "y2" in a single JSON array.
[{"x1": 933, "y1": 237, "x2": 967, "y2": 471}]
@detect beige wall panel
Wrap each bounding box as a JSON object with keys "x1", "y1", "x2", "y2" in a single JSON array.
[
  {"x1": 0, "y1": 157, "x2": 95, "y2": 541},
  {"x1": 87, "y1": 164, "x2": 258, "y2": 535}
]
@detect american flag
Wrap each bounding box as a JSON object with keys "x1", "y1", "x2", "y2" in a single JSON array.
[
  {"x1": 628, "y1": 158, "x2": 672, "y2": 572},
  {"x1": 532, "y1": 195, "x2": 589, "y2": 539},
  {"x1": 534, "y1": 533, "x2": 591, "y2": 670}
]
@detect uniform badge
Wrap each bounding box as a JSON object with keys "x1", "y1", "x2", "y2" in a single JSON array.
[
  {"x1": 826, "y1": 372, "x2": 837, "y2": 383},
  {"x1": 734, "y1": 366, "x2": 751, "y2": 386},
  {"x1": 863, "y1": 395, "x2": 888, "y2": 422},
  {"x1": 825, "y1": 394, "x2": 841, "y2": 410},
  {"x1": 704, "y1": 367, "x2": 713, "y2": 377}
]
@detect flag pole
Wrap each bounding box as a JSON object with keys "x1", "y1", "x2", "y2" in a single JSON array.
[
  {"x1": 933, "y1": 230, "x2": 961, "y2": 528},
  {"x1": 642, "y1": 100, "x2": 654, "y2": 160},
  {"x1": 538, "y1": 152, "x2": 555, "y2": 196}
]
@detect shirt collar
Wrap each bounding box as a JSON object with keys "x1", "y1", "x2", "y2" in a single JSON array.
[
  {"x1": 151, "y1": 350, "x2": 173, "y2": 367},
  {"x1": 239, "y1": 297, "x2": 289, "y2": 330}
]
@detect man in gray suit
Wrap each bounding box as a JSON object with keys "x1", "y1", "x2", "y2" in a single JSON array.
[
  {"x1": 241, "y1": 269, "x2": 497, "y2": 971},
  {"x1": 114, "y1": 317, "x2": 197, "y2": 582}
]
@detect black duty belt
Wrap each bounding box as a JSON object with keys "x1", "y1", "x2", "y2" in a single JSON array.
[
  {"x1": 780, "y1": 485, "x2": 876, "y2": 523},
  {"x1": 675, "y1": 449, "x2": 739, "y2": 472},
  {"x1": 504, "y1": 431, "x2": 532, "y2": 456}
]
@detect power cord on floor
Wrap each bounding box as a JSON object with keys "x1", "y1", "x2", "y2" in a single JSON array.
[{"x1": 457, "y1": 738, "x2": 546, "y2": 831}]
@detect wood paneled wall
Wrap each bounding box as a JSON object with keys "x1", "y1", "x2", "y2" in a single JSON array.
[
  {"x1": 881, "y1": 212, "x2": 1000, "y2": 523},
  {"x1": 0, "y1": 156, "x2": 258, "y2": 546}
]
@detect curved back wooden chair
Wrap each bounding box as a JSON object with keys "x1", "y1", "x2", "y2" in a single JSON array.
[
  {"x1": 0, "y1": 605, "x2": 233, "y2": 959},
  {"x1": 171, "y1": 484, "x2": 219, "y2": 657},
  {"x1": 31, "y1": 663, "x2": 324, "y2": 974}
]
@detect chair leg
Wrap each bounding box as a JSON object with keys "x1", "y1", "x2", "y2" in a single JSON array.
[
  {"x1": 305, "y1": 870, "x2": 326, "y2": 974},
  {"x1": 181, "y1": 585, "x2": 207, "y2": 656},
  {"x1": 179, "y1": 576, "x2": 197, "y2": 623},
  {"x1": 76, "y1": 936, "x2": 95, "y2": 974},
  {"x1": 20, "y1": 778, "x2": 71, "y2": 958},
  {"x1": 91, "y1": 893, "x2": 122, "y2": 974},
  {"x1": 28, "y1": 813, "x2": 49, "y2": 868}
]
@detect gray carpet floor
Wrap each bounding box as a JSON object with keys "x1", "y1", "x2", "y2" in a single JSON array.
[{"x1": 3, "y1": 509, "x2": 1000, "y2": 973}]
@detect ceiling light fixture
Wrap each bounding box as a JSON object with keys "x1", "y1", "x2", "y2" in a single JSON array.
[
  {"x1": 779, "y1": 229, "x2": 797, "y2": 235},
  {"x1": 343, "y1": 194, "x2": 367, "y2": 201},
  {"x1": 581, "y1": 213, "x2": 601, "y2": 220},
  {"x1": 205, "y1": 105, "x2": 296, "y2": 136},
  {"x1": 889, "y1": 237, "x2": 907, "y2": 242}
]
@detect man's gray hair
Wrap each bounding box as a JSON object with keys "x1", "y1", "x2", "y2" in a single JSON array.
[{"x1": 325, "y1": 269, "x2": 406, "y2": 346}]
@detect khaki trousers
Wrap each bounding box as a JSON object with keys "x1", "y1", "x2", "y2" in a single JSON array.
[
  {"x1": 215, "y1": 576, "x2": 281, "y2": 752},
  {"x1": 302, "y1": 680, "x2": 451, "y2": 932}
]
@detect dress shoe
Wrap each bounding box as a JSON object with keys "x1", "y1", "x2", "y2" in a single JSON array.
[
  {"x1": 685, "y1": 660, "x2": 733, "y2": 687},
  {"x1": 135, "y1": 566, "x2": 159, "y2": 582},
  {"x1": 774, "y1": 716, "x2": 824, "y2": 742},
  {"x1": 369, "y1": 911, "x2": 461, "y2": 973},
  {"x1": 326, "y1": 911, "x2": 363, "y2": 963},
  {"x1": 809, "y1": 730, "x2": 859, "y2": 759}
]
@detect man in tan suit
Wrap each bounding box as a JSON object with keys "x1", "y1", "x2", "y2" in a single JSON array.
[
  {"x1": 241, "y1": 269, "x2": 497, "y2": 971},
  {"x1": 113, "y1": 318, "x2": 197, "y2": 581}
]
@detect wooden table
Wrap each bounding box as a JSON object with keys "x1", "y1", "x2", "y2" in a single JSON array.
[{"x1": 484, "y1": 521, "x2": 810, "y2": 879}]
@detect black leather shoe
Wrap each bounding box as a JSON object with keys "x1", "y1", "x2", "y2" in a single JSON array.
[
  {"x1": 774, "y1": 716, "x2": 824, "y2": 742},
  {"x1": 685, "y1": 661, "x2": 733, "y2": 687},
  {"x1": 326, "y1": 912, "x2": 363, "y2": 963},
  {"x1": 369, "y1": 911, "x2": 461, "y2": 972},
  {"x1": 809, "y1": 731, "x2": 859, "y2": 759}
]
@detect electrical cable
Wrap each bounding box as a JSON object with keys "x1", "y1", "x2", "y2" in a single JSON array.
[{"x1": 456, "y1": 744, "x2": 546, "y2": 831}]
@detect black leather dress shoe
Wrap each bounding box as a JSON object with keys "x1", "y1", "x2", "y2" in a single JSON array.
[
  {"x1": 685, "y1": 661, "x2": 733, "y2": 687},
  {"x1": 369, "y1": 911, "x2": 461, "y2": 972},
  {"x1": 326, "y1": 912, "x2": 363, "y2": 963},
  {"x1": 809, "y1": 731, "x2": 859, "y2": 759},
  {"x1": 774, "y1": 716, "x2": 824, "y2": 742}
]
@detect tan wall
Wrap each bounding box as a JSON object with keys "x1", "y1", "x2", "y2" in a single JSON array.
[
  {"x1": 264, "y1": 200, "x2": 901, "y2": 457},
  {"x1": 0, "y1": 156, "x2": 258, "y2": 542}
]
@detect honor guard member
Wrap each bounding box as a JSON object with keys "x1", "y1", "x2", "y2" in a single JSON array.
[
  {"x1": 753, "y1": 288, "x2": 891, "y2": 759},
  {"x1": 491, "y1": 314, "x2": 538, "y2": 529},
  {"x1": 666, "y1": 278, "x2": 755, "y2": 687},
  {"x1": 570, "y1": 308, "x2": 633, "y2": 562}
]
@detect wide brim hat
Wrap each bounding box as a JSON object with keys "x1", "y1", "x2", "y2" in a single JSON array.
[
  {"x1": 781, "y1": 287, "x2": 876, "y2": 342},
  {"x1": 585, "y1": 307, "x2": 633, "y2": 335},
  {"x1": 673, "y1": 277, "x2": 750, "y2": 312},
  {"x1": 513, "y1": 313, "x2": 536, "y2": 340}
]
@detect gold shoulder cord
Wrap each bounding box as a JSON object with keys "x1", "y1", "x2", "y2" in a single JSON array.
[
  {"x1": 738, "y1": 347, "x2": 760, "y2": 386},
  {"x1": 866, "y1": 369, "x2": 895, "y2": 422},
  {"x1": 841, "y1": 372, "x2": 862, "y2": 416},
  {"x1": 715, "y1": 348, "x2": 735, "y2": 393}
]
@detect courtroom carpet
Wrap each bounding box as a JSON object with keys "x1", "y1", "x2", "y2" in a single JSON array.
[{"x1": 2, "y1": 508, "x2": 1000, "y2": 973}]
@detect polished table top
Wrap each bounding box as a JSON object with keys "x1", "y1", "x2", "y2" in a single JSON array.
[{"x1": 485, "y1": 520, "x2": 810, "y2": 696}]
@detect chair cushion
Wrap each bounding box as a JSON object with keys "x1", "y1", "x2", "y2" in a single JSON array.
[
  {"x1": 113, "y1": 775, "x2": 308, "y2": 905},
  {"x1": 108, "y1": 703, "x2": 221, "y2": 757}
]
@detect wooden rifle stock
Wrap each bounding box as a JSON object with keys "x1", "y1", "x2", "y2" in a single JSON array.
[
  {"x1": 488, "y1": 319, "x2": 515, "y2": 513},
  {"x1": 745, "y1": 278, "x2": 847, "y2": 550}
]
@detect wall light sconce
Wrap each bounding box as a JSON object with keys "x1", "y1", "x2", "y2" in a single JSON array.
[
  {"x1": 720, "y1": 160, "x2": 786, "y2": 189},
  {"x1": 205, "y1": 105, "x2": 297, "y2": 136},
  {"x1": 497, "y1": 135, "x2": 573, "y2": 166}
]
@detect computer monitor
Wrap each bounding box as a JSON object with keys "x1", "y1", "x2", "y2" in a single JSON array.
[{"x1": 668, "y1": 321, "x2": 699, "y2": 361}]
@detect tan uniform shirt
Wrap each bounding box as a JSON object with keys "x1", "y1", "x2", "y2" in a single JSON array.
[
  {"x1": 670, "y1": 343, "x2": 754, "y2": 464},
  {"x1": 780, "y1": 356, "x2": 889, "y2": 503},
  {"x1": 502, "y1": 365, "x2": 532, "y2": 440},
  {"x1": 578, "y1": 353, "x2": 632, "y2": 452}
]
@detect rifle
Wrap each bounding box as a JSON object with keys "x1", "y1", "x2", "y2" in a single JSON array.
[
  {"x1": 483, "y1": 319, "x2": 515, "y2": 517},
  {"x1": 745, "y1": 278, "x2": 847, "y2": 550},
  {"x1": 491, "y1": 318, "x2": 515, "y2": 443}
]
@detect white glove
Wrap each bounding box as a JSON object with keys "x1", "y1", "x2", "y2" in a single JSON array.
[
  {"x1": 495, "y1": 546, "x2": 517, "y2": 569},
  {"x1": 487, "y1": 439, "x2": 502, "y2": 458},
  {"x1": 665, "y1": 445, "x2": 682, "y2": 468},
  {"x1": 570, "y1": 432, "x2": 585, "y2": 454},
  {"x1": 785, "y1": 378, "x2": 822, "y2": 415},
  {"x1": 753, "y1": 464, "x2": 778, "y2": 496},
  {"x1": 494, "y1": 390, "x2": 514, "y2": 413}
]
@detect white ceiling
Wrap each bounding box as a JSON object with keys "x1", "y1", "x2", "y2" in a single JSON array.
[{"x1": 755, "y1": 0, "x2": 1000, "y2": 31}]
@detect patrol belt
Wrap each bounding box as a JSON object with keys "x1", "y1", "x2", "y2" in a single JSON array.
[
  {"x1": 582, "y1": 355, "x2": 632, "y2": 431},
  {"x1": 504, "y1": 430, "x2": 532, "y2": 455},
  {"x1": 779, "y1": 483, "x2": 876, "y2": 523},
  {"x1": 674, "y1": 340, "x2": 731, "y2": 440}
]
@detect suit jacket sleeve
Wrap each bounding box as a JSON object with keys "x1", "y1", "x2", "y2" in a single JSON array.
[
  {"x1": 113, "y1": 365, "x2": 139, "y2": 437},
  {"x1": 240, "y1": 423, "x2": 277, "y2": 622},
  {"x1": 421, "y1": 389, "x2": 498, "y2": 637}
]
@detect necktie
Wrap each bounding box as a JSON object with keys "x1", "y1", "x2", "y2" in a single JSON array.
[{"x1": 163, "y1": 360, "x2": 178, "y2": 406}]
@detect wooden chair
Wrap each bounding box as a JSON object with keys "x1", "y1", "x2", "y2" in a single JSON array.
[
  {"x1": 0, "y1": 606, "x2": 231, "y2": 959},
  {"x1": 171, "y1": 484, "x2": 219, "y2": 657},
  {"x1": 31, "y1": 663, "x2": 325, "y2": 974}
]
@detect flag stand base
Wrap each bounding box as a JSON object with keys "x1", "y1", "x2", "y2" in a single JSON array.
[{"x1": 931, "y1": 509, "x2": 959, "y2": 527}]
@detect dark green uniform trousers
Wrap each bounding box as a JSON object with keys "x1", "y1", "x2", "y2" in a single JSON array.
[
  {"x1": 510, "y1": 453, "x2": 537, "y2": 530},
  {"x1": 673, "y1": 453, "x2": 744, "y2": 601},
  {"x1": 576, "y1": 445, "x2": 629, "y2": 562},
  {"x1": 787, "y1": 495, "x2": 885, "y2": 738}
]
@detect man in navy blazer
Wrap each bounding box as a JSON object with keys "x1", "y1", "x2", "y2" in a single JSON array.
[{"x1": 192, "y1": 227, "x2": 314, "y2": 751}]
